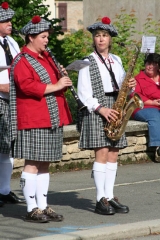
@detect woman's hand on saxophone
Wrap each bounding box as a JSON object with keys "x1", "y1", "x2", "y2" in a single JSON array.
[
  {"x1": 128, "y1": 77, "x2": 136, "y2": 90},
  {"x1": 98, "y1": 107, "x2": 119, "y2": 122}
]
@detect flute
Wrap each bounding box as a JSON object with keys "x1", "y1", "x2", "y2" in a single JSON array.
[{"x1": 46, "y1": 47, "x2": 86, "y2": 111}]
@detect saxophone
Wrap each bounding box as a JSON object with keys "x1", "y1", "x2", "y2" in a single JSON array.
[{"x1": 104, "y1": 45, "x2": 144, "y2": 141}]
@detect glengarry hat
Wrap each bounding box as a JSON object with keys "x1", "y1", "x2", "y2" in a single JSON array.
[
  {"x1": 87, "y1": 16, "x2": 118, "y2": 37},
  {"x1": 21, "y1": 15, "x2": 52, "y2": 35},
  {"x1": 0, "y1": 2, "x2": 14, "y2": 22}
]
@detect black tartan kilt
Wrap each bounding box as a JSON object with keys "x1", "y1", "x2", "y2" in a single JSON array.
[
  {"x1": 13, "y1": 127, "x2": 63, "y2": 162},
  {"x1": 78, "y1": 95, "x2": 127, "y2": 149},
  {"x1": 0, "y1": 99, "x2": 10, "y2": 154}
]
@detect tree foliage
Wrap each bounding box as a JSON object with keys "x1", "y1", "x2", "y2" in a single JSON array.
[{"x1": 8, "y1": 0, "x2": 64, "y2": 54}]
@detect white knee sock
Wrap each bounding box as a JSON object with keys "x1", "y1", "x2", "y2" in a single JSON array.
[
  {"x1": 0, "y1": 154, "x2": 13, "y2": 194},
  {"x1": 104, "y1": 162, "x2": 117, "y2": 201},
  {"x1": 20, "y1": 172, "x2": 37, "y2": 212},
  {"x1": 36, "y1": 173, "x2": 50, "y2": 210},
  {"x1": 92, "y1": 162, "x2": 106, "y2": 202}
]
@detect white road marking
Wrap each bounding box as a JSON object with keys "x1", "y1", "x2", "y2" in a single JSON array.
[{"x1": 57, "y1": 179, "x2": 160, "y2": 193}]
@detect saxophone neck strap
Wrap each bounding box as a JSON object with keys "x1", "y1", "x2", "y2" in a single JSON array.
[{"x1": 95, "y1": 48, "x2": 119, "y2": 91}]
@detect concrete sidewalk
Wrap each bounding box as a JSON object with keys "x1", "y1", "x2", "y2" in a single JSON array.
[
  {"x1": 26, "y1": 219, "x2": 160, "y2": 240},
  {"x1": 2, "y1": 162, "x2": 160, "y2": 240}
]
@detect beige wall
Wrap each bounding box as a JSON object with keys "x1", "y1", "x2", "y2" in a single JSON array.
[
  {"x1": 44, "y1": 1, "x2": 83, "y2": 32},
  {"x1": 55, "y1": 1, "x2": 83, "y2": 32},
  {"x1": 44, "y1": 0, "x2": 56, "y2": 19},
  {"x1": 83, "y1": 0, "x2": 160, "y2": 35}
]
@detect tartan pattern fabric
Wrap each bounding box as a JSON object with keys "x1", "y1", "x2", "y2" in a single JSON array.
[
  {"x1": 77, "y1": 55, "x2": 108, "y2": 133},
  {"x1": 9, "y1": 52, "x2": 59, "y2": 142},
  {"x1": 21, "y1": 18, "x2": 51, "y2": 35},
  {"x1": 0, "y1": 100, "x2": 10, "y2": 154},
  {"x1": 87, "y1": 22, "x2": 118, "y2": 37},
  {"x1": 78, "y1": 55, "x2": 127, "y2": 149},
  {"x1": 88, "y1": 55, "x2": 108, "y2": 107},
  {"x1": 13, "y1": 127, "x2": 63, "y2": 161},
  {"x1": 0, "y1": 6, "x2": 14, "y2": 22}
]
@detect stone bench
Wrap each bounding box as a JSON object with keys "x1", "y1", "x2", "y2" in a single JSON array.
[{"x1": 13, "y1": 120, "x2": 153, "y2": 174}]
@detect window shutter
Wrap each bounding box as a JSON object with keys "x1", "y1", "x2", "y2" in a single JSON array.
[{"x1": 58, "y1": 3, "x2": 67, "y2": 31}]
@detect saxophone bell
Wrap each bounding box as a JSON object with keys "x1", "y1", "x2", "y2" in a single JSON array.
[{"x1": 104, "y1": 93, "x2": 144, "y2": 141}]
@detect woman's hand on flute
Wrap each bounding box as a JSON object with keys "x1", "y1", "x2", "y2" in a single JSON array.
[
  {"x1": 44, "y1": 76, "x2": 72, "y2": 95},
  {"x1": 57, "y1": 76, "x2": 72, "y2": 89},
  {"x1": 60, "y1": 65, "x2": 68, "y2": 76}
]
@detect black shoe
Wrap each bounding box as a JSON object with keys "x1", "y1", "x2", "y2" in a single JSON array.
[
  {"x1": 155, "y1": 147, "x2": 160, "y2": 162},
  {"x1": 108, "y1": 197, "x2": 129, "y2": 213},
  {"x1": 0, "y1": 191, "x2": 26, "y2": 204},
  {"x1": 25, "y1": 208, "x2": 50, "y2": 223},
  {"x1": 42, "y1": 206, "x2": 64, "y2": 222},
  {"x1": 95, "y1": 197, "x2": 115, "y2": 215},
  {"x1": 0, "y1": 200, "x2": 4, "y2": 207},
  {"x1": 157, "y1": 147, "x2": 160, "y2": 156}
]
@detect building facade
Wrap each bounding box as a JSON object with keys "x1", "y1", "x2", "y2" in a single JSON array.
[
  {"x1": 83, "y1": 0, "x2": 160, "y2": 35},
  {"x1": 44, "y1": 0, "x2": 83, "y2": 33}
]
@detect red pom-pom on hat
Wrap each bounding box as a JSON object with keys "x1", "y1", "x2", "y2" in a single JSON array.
[
  {"x1": 102, "y1": 17, "x2": 111, "y2": 24},
  {"x1": 1, "y1": 2, "x2": 9, "y2": 9},
  {"x1": 32, "y1": 15, "x2": 41, "y2": 24}
]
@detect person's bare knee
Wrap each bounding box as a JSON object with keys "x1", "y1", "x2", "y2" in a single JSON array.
[{"x1": 95, "y1": 147, "x2": 109, "y2": 164}]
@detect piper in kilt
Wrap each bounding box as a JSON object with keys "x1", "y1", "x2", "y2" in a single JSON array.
[
  {"x1": 9, "y1": 16, "x2": 72, "y2": 223},
  {"x1": 77, "y1": 16, "x2": 136, "y2": 215},
  {"x1": 0, "y1": 1, "x2": 25, "y2": 207}
]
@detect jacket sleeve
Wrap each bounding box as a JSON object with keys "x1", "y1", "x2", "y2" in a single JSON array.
[{"x1": 14, "y1": 58, "x2": 47, "y2": 99}]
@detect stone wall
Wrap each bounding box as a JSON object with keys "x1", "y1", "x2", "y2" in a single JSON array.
[{"x1": 13, "y1": 120, "x2": 154, "y2": 174}]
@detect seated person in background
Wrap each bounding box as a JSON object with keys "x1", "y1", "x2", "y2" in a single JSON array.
[{"x1": 131, "y1": 53, "x2": 160, "y2": 161}]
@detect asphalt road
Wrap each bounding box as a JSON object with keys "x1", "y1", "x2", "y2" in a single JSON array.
[{"x1": 1, "y1": 161, "x2": 160, "y2": 239}]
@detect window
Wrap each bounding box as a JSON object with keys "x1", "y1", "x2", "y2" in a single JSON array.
[{"x1": 58, "y1": 3, "x2": 67, "y2": 31}]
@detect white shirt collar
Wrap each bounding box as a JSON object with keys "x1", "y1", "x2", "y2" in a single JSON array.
[{"x1": 0, "y1": 36, "x2": 7, "y2": 44}]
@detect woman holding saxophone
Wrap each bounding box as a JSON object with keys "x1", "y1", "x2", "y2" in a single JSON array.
[
  {"x1": 77, "y1": 16, "x2": 136, "y2": 215},
  {"x1": 9, "y1": 16, "x2": 72, "y2": 223}
]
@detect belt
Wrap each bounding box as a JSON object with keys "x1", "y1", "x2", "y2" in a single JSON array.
[
  {"x1": 0, "y1": 97, "x2": 9, "y2": 104},
  {"x1": 105, "y1": 92, "x2": 118, "y2": 97}
]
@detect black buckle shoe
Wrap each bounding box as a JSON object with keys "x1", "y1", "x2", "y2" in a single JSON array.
[
  {"x1": 25, "y1": 208, "x2": 50, "y2": 223},
  {"x1": 108, "y1": 197, "x2": 129, "y2": 213},
  {"x1": 0, "y1": 191, "x2": 26, "y2": 204},
  {"x1": 42, "y1": 206, "x2": 64, "y2": 222},
  {"x1": 155, "y1": 147, "x2": 160, "y2": 162},
  {"x1": 95, "y1": 197, "x2": 115, "y2": 215}
]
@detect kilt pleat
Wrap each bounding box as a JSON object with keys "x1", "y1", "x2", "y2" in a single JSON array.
[
  {"x1": 0, "y1": 100, "x2": 10, "y2": 154},
  {"x1": 78, "y1": 96, "x2": 127, "y2": 149},
  {"x1": 14, "y1": 127, "x2": 63, "y2": 162}
]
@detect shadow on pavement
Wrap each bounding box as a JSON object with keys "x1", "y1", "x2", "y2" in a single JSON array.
[{"x1": 48, "y1": 191, "x2": 95, "y2": 213}]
